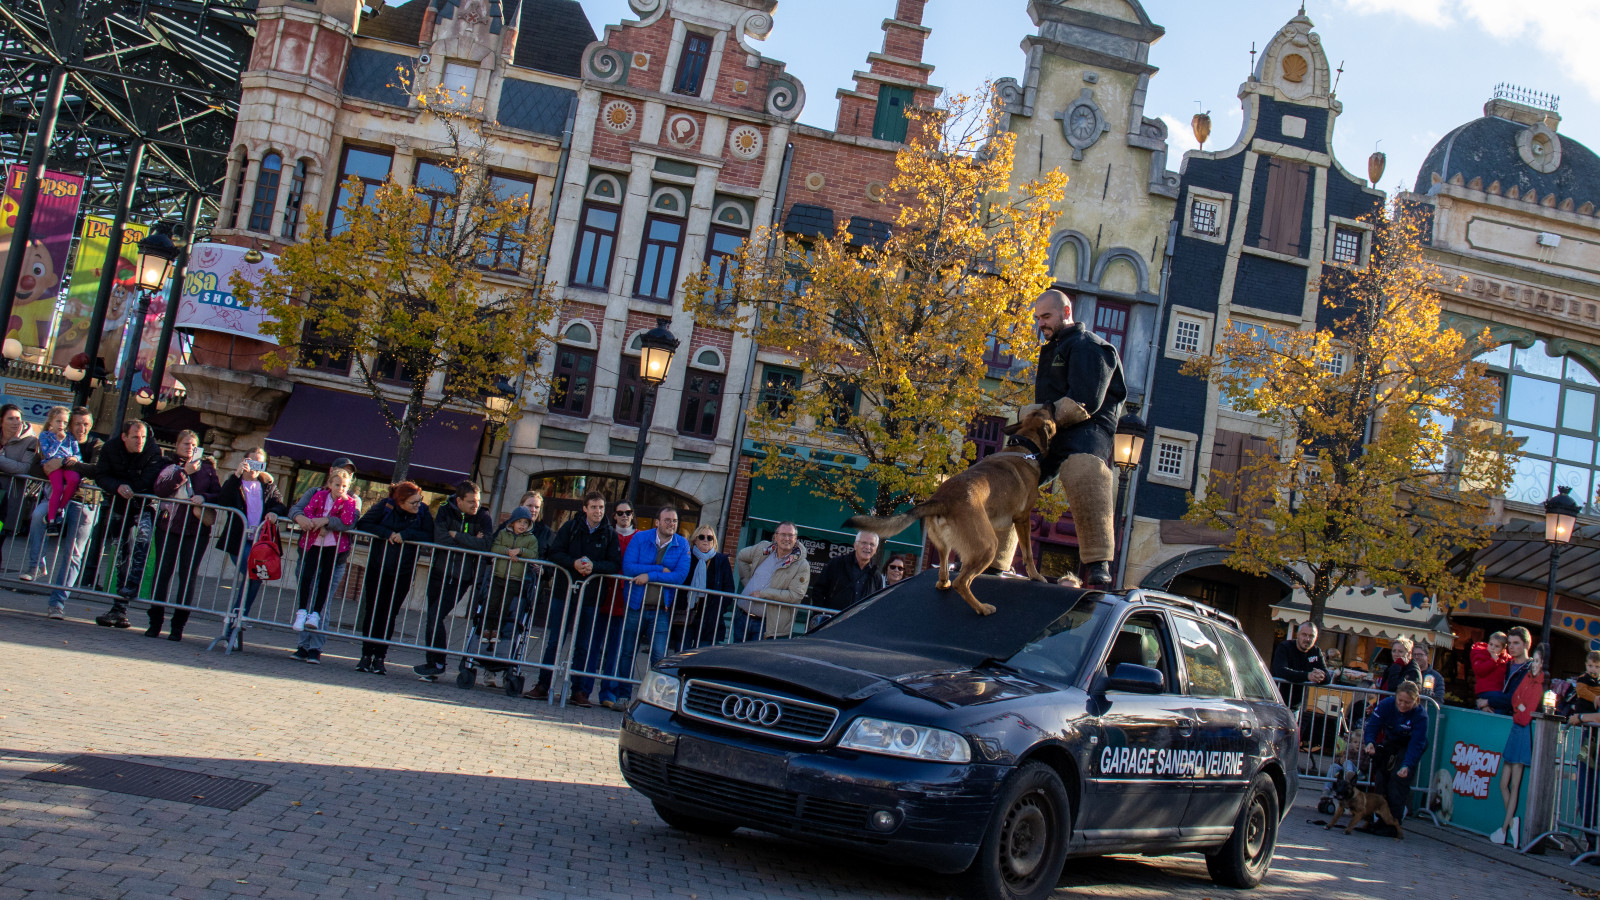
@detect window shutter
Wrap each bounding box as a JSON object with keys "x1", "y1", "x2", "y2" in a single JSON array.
[
  {"x1": 1256, "y1": 160, "x2": 1285, "y2": 253},
  {"x1": 1238, "y1": 435, "x2": 1275, "y2": 518},
  {"x1": 1256, "y1": 159, "x2": 1311, "y2": 256},
  {"x1": 1209, "y1": 430, "x2": 1243, "y2": 513}
]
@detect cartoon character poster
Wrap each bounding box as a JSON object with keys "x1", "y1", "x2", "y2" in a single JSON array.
[
  {"x1": 51, "y1": 215, "x2": 149, "y2": 369},
  {"x1": 174, "y1": 242, "x2": 279, "y2": 343},
  {"x1": 0, "y1": 166, "x2": 85, "y2": 359}
]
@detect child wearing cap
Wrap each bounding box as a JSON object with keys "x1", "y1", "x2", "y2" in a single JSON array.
[{"x1": 484, "y1": 506, "x2": 541, "y2": 660}]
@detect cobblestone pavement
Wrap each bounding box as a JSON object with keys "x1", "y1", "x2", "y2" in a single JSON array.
[{"x1": 0, "y1": 596, "x2": 1589, "y2": 899}]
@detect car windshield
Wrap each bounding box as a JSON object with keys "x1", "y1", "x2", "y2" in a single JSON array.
[{"x1": 999, "y1": 600, "x2": 1112, "y2": 684}]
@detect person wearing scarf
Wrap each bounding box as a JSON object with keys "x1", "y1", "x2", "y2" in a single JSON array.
[{"x1": 681, "y1": 526, "x2": 734, "y2": 648}]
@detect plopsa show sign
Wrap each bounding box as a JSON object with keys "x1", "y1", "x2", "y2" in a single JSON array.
[{"x1": 174, "y1": 243, "x2": 278, "y2": 344}]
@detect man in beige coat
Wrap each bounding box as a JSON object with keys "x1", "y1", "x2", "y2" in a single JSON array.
[{"x1": 734, "y1": 521, "x2": 809, "y2": 640}]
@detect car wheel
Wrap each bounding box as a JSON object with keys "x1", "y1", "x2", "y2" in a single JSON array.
[
  {"x1": 653, "y1": 802, "x2": 738, "y2": 837},
  {"x1": 961, "y1": 762, "x2": 1071, "y2": 900},
  {"x1": 1206, "y1": 773, "x2": 1280, "y2": 889}
]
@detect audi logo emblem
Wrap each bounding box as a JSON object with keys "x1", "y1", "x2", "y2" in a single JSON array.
[{"x1": 721, "y1": 693, "x2": 783, "y2": 727}]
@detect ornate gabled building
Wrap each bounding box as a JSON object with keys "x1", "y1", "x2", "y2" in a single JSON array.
[
  {"x1": 519, "y1": 0, "x2": 804, "y2": 532},
  {"x1": 993, "y1": 0, "x2": 1177, "y2": 578},
  {"x1": 718, "y1": 0, "x2": 939, "y2": 572},
  {"x1": 1124, "y1": 11, "x2": 1386, "y2": 650},
  {"x1": 189, "y1": 0, "x2": 593, "y2": 505},
  {"x1": 1407, "y1": 87, "x2": 1600, "y2": 665}
]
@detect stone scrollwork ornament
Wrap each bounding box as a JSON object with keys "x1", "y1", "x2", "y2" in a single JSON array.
[
  {"x1": 1054, "y1": 88, "x2": 1109, "y2": 161},
  {"x1": 586, "y1": 45, "x2": 630, "y2": 84},
  {"x1": 766, "y1": 75, "x2": 804, "y2": 120}
]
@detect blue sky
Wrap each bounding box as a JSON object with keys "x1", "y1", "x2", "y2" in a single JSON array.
[{"x1": 574, "y1": 1, "x2": 1600, "y2": 198}]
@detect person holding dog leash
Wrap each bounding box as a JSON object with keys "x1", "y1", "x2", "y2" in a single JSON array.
[
  {"x1": 1361, "y1": 679, "x2": 1429, "y2": 837},
  {"x1": 1030, "y1": 289, "x2": 1126, "y2": 588}
]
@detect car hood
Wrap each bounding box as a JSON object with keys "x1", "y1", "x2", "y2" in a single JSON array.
[{"x1": 668, "y1": 573, "x2": 1094, "y2": 703}]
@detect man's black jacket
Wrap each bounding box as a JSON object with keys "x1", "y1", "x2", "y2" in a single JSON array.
[
  {"x1": 547, "y1": 517, "x2": 622, "y2": 596},
  {"x1": 431, "y1": 498, "x2": 495, "y2": 584},
  {"x1": 95, "y1": 438, "x2": 163, "y2": 498},
  {"x1": 811, "y1": 552, "x2": 886, "y2": 611},
  {"x1": 1270, "y1": 639, "x2": 1330, "y2": 707},
  {"x1": 1034, "y1": 321, "x2": 1127, "y2": 460}
]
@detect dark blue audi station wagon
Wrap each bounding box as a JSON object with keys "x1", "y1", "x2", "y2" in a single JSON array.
[{"x1": 618, "y1": 573, "x2": 1298, "y2": 900}]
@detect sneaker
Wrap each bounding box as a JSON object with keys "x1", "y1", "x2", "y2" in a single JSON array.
[
  {"x1": 47, "y1": 606, "x2": 65, "y2": 620},
  {"x1": 355, "y1": 655, "x2": 372, "y2": 674},
  {"x1": 305, "y1": 650, "x2": 321, "y2": 665},
  {"x1": 290, "y1": 647, "x2": 310, "y2": 663},
  {"x1": 370, "y1": 657, "x2": 387, "y2": 676},
  {"x1": 413, "y1": 661, "x2": 447, "y2": 679},
  {"x1": 95, "y1": 611, "x2": 131, "y2": 629},
  {"x1": 1510, "y1": 817, "x2": 1520, "y2": 848},
  {"x1": 1490, "y1": 828, "x2": 1505, "y2": 845},
  {"x1": 18, "y1": 570, "x2": 32, "y2": 582},
  {"x1": 599, "y1": 697, "x2": 617, "y2": 710},
  {"x1": 305, "y1": 611, "x2": 321, "y2": 631},
  {"x1": 291, "y1": 609, "x2": 307, "y2": 632}
]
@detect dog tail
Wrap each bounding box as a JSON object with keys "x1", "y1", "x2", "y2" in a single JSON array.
[{"x1": 845, "y1": 501, "x2": 947, "y2": 540}]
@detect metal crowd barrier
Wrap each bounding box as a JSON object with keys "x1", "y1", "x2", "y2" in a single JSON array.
[
  {"x1": 546, "y1": 572, "x2": 830, "y2": 706},
  {"x1": 0, "y1": 474, "x2": 826, "y2": 707},
  {"x1": 1274, "y1": 676, "x2": 1444, "y2": 825},
  {"x1": 1530, "y1": 720, "x2": 1600, "y2": 864}
]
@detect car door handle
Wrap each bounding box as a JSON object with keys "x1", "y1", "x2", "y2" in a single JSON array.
[
  {"x1": 1175, "y1": 717, "x2": 1194, "y2": 737},
  {"x1": 1241, "y1": 721, "x2": 1254, "y2": 737}
]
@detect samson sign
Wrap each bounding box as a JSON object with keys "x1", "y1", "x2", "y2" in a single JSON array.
[
  {"x1": 1450, "y1": 741, "x2": 1502, "y2": 800},
  {"x1": 173, "y1": 242, "x2": 279, "y2": 343}
]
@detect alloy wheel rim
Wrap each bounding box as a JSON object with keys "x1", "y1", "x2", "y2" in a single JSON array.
[{"x1": 1000, "y1": 792, "x2": 1050, "y2": 885}]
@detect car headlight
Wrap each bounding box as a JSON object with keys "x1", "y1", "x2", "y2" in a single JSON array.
[
  {"x1": 637, "y1": 671, "x2": 681, "y2": 712},
  {"x1": 839, "y1": 717, "x2": 971, "y2": 763}
]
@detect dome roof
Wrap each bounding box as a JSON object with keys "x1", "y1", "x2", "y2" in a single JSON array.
[{"x1": 1413, "y1": 112, "x2": 1600, "y2": 214}]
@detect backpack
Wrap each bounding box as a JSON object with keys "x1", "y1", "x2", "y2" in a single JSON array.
[{"x1": 247, "y1": 520, "x2": 284, "y2": 581}]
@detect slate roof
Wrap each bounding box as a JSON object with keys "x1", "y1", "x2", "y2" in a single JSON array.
[
  {"x1": 784, "y1": 203, "x2": 835, "y2": 238},
  {"x1": 356, "y1": 0, "x2": 594, "y2": 79},
  {"x1": 359, "y1": 0, "x2": 427, "y2": 46},
  {"x1": 513, "y1": 0, "x2": 595, "y2": 78},
  {"x1": 1414, "y1": 114, "x2": 1600, "y2": 210}
]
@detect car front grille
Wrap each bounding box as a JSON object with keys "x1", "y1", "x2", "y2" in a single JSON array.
[
  {"x1": 680, "y1": 679, "x2": 839, "y2": 743},
  {"x1": 622, "y1": 750, "x2": 876, "y2": 837}
]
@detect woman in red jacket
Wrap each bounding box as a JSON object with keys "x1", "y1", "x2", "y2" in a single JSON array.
[{"x1": 1493, "y1": 638, "x2": 1547, "y2": 847}]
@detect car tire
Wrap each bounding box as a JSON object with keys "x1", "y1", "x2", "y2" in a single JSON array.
[
  {"x1": 653, "y1": 802, "x2": 738, "y2": 837},
  {"x1": 960, "y1": 762, "x2": 1071, "y2": 900},
  {"x1": 1206, "y1": 772, "x2": 1280, "y2": 889}
]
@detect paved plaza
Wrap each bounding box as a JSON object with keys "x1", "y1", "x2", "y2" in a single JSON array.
[{"x1": 0, "y1": 595, "x2": 1592, "y2": 900}]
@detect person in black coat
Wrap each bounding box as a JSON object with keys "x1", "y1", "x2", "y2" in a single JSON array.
[
  {"x1": 353, "y1": 481, "x2": 435, "y2": 674},
  {"x1": 811, "y1": 531, "x2": 887, "y2": 612},
  {"x1": 143, "y1": 429, "x2": 224, "y2": 641},
  {"x1": 678, "y1": 524, "x2": 736, "y2": 649},
  {"x1": 212, "y1": 447, "x2": 289, "y2": 646},
  {"x1": 415, "y1": 481, "x2": 495, "y2": 679},
  {"x1": 526, "y1": 490, "x2": 622, "y2": 700},
  {"x1": 1270, "y1": 621, "x2": 1330, "y2": 708},
  {"x1": 1032, "y1": 290, "x2": 1126, "y2": 587},
  {"x1": 1379, "y1": 637, "x2": 1426, "y2": 694},
  {"x1": 92, "y1": 419, "x2": 165, "y2": 628}
]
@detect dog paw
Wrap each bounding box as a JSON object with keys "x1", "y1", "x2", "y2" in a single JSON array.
[
  {"x1": 1028, "y1": 573, "x2": 1048, "y2": 582},
  {"x1": 935, "y1": 581, "x2": 951, "y2": 590},
  {"x1": 1056, "y1": 573, "x2": 1082, "y2": 588},
  {"x1": 977, "y1": 603, "x2": 997, "y2": 615}
]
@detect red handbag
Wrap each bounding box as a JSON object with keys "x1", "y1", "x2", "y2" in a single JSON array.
[{"x1": 247, "y1": 520, "x2": 284, "y2": 581}]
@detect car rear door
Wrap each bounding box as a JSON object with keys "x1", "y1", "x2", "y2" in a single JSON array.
[
  {"x1": 1079, "y1": 611, "x2": 1192, "y2": 844},
  {"x1": 1170, "y1": 615, "x2": 1255, "y2": 839}
]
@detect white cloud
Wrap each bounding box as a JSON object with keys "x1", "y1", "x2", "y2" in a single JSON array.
[{"x1": 1336, "y1": 0, "x2": 1600, "y2": 101}]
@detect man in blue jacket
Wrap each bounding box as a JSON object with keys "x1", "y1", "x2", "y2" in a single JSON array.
[
  {"x1": 607, "y1": 505, "x2": 690, "y2": 705},
  {"x1": 1362, "y1": 680, "x2": 1429, "y2": 834}
]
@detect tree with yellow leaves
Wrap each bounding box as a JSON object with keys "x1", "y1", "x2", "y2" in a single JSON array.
[
  {"x1": 235, "y1": 83, "x2": 554, "y2": 482},
  {"x1": 1182, "y1": 200, "x2": 1518, "y2": 626},
  {"x1": 685, "y1": 88, "x2": 1067, "y2": 517}
]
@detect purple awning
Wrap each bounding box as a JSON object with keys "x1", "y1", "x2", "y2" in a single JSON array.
[{"x1": 265, "y1": 385, "x2": 486, "y2": 486}]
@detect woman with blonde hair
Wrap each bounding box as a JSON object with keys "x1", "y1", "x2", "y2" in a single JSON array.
[{"x1": 679, "y1": 524, "x2": 734, "y2": 649}]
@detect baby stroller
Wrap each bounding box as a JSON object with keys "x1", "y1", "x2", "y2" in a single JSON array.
[{"x1": 455, "y1": 564, "x2": 540, "y2": 697}]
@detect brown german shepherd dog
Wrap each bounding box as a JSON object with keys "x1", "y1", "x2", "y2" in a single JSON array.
[
  {"x1": 1326, "y1": 767, "x2": 1405, "y2": 839},
  {"x1": 846, "y1": 404, "x2": 1059, "y2": 615}
]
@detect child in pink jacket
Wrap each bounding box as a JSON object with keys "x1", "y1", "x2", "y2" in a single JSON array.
[{"x1": 1472, "y1": 631, "x2": 1511, "y2": 700}]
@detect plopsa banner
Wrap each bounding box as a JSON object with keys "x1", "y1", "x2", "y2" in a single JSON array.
[
  {"x1": 174, "y1": 243, "x2": 278, "y2": 343},
  {"x1": 1428, "y1": 706, "x2": 1525, "y2": 836}
]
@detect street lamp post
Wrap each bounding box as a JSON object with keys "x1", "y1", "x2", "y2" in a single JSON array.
[
  {"x1": 111, "y1": 228, "x2": 178, "y2": 436},
  {"x1": 1541, "y1": 485, "x2": 1581, "y2": 658},
  {"x1": 625, "y1": 318, "x2": 679, "y2": 507},
  {"x1": 1111, "y1": 413, "x2": 1148, "y2": 588}
]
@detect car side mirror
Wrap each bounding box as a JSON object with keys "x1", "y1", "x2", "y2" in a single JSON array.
[{"x1": 1106, "y1": 663, "x2": 1165, "y2": 694}]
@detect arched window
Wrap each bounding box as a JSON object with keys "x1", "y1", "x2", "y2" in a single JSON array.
[
  {"x1": 227, "y1": 149, "x2": 249, "y2": 230},
  {"x1": 1479, "y1": 340, "x2": 1600, "y2": 511},
  {"x1": 281, "y1": 159, "x2": 308, "y2": 239},
  {"x1": 248, "y1": 153, "x2": 282, "y2": 233}
]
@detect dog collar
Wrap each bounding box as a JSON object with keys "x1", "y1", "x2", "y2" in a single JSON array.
[{"x1": 1004, "y1": 435, "x2": 1043, "y2": 459}]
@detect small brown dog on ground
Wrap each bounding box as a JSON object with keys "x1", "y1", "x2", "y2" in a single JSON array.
[
  {"x1": 846, "y1": 404, "x2": 1060, "y2": 615},
  {"x1": 1326, "y1": 767, "x2": 1404, "y2": 839}
]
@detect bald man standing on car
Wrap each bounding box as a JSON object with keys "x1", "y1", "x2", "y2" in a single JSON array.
[{"x1": 1030, "y1": 289, "x2": 1127, "y2": 587}]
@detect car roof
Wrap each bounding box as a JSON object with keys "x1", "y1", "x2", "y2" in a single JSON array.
[{"x1": 1111, "y1": 588, "x2": 1244, "y2": 631}]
